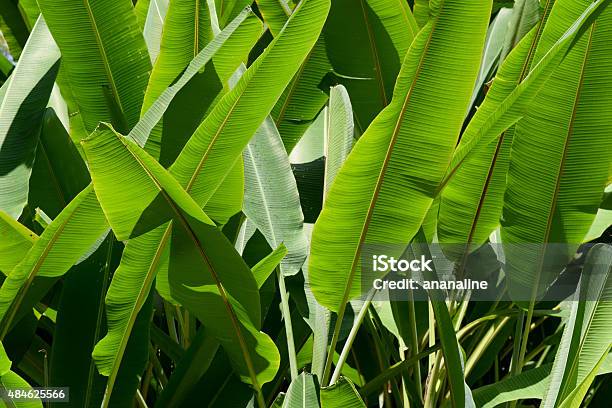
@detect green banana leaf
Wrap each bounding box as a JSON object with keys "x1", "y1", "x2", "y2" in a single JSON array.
[
  {"x1": 437, "y1": 25, "x2": 540, "y2": 257},
  {"x1": 82, "y1": 125, "x2": 280, "y2": 388},
  {"x1": 252, "y1": 244, "x2": 289, "y2": 287},
  {"x1": 557, "y1": 345, "x2": 611, "y2": 408},
  {"x1": 134, "y1": 0, "x2": 151, "y2": 30},
  {"x1": 324, "y1": 0, "x2": 417, "y2": 131},
  {"x1": 216, "y1": 0, "x2": 252, "y2": 28},
  {"x1": 472, "y1": 363, "x2": 551, "y2": 407},
  {"x1": 243, "y1": 116, "x2": 308, "y2": 276},
  {"x1": 282, "y1": 372, "x2": 319, "y2": 407},
  {"x1": 0, "y1": 185, "x2": 109, "y2": 338},
  {"x1": 441, "y1": 0, "x2": 611, "y2": 190},
  {"x1": 271, "y1": 38, "x2": 330, "y2": 152},
  {"x1": 309, "y1": 0, "x2": 491, "y2": 313},
  {"x1": 169, "y1": 0, "x2": 329, "y2": 208},
  {"x1": 438, "y1": 0, "x2": 610, "y2": 263},
  {"x1": 48, "y1": 236, "x2": 117, "y2": 408},
  {"x1": 413, "y1": 0, "x2": 429, "y2": 28},
  {"x1": 155, "y1": 246, "x2": 286, "y2": 408},
  {"x1": 542, "y1": 244, "x2": 612, "y2": 407},
  {"x1": 83, "y1": 15, "x2": 266, "y2": 393},
  {"x1": 324, "y1": 85, "x2": 354, "y2": 194},
  {"x1": 500, "y1": 0, "x2": 540, "y2": 62},
  {"x1": 141, "y1": 0, "x2": 215, "y2": 160},
  {"x1": 502, "y1": 0, "x2": 612, "y2": 301},
  {"x1": 0, "y1": 17, "x2": 59, "y2": 219},
  {"x1": 38, "y1": 0, "x2": 151, "y2": 136},
  {"x1": 309, "y1": 84, "x2": 354, "y2": 379},
  {"x1": 0, "y1": 0, "x2": 29, "y2": 58}
]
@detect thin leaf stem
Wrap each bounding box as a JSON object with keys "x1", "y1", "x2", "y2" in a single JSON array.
[
  {"x1": 322, "y1": 301, "x2": 347, "y2": 386},
  {"x1": 407, "y1": 288, "x2": 423, "y2": 402},
  {"x1": 330, "y1": 290, "x2": 376, "y2": 385},
  {"x1": 277, "y1": 267, "x2": 298, "y2": 380}
]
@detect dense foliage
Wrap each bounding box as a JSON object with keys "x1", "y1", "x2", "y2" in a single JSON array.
[{"x1": 0, "y1": 0, "x2": 610, "y2": 407}]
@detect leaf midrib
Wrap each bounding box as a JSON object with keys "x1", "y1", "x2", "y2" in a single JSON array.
[
  {"x1": 463, "y1": 1, "x2": 552, "y2": 247},
  {"x1": 82, "y1": 0, "x2": 126, "y2": 124},
  {"x1": 245, "y1": 139, "x2": 279, "y2": 246},
  {"x1": 115, "y1": 133, "x2": 263, "y2": 392},
  {"x1": 338, "y1": 4, "x2": 443, "y2": 311},
  {"x1": 102, "y1": 225, "x2": 171, "y2": 406},
  {"x1": 359, "y1": 0, "x2": 387, "y2": 107},
  {"x1": 541, "y1": 26, "x2": 597, "y2": 403}
]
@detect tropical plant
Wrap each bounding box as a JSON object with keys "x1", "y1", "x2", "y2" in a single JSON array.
[{"x1": 0, "y1": 0, "x2": 610, "y2": 407}]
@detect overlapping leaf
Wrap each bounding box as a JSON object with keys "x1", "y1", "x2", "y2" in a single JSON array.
[
  {"x1": 0, "y1": 17, "x2": 59, "y2": 219},
  {"x1": 502, "y1": 0, "x2": 612, "y2": 299},
  {"x1": 38, "y1": 0, "x2": 151, "y2": 136},
  {"x1": 169, "y1": 0, "x2": 330, "y2": 207},
  {"x1": 87, "y1": 13, "x2": 264, "y2": 392},
  {"x1": 0, "y1": 185, "x2": 109, "y2": 338},
  {"x1": 243, "y1": 116, "x2": 308, "y2": 276},
  {"x1": 83, "y1": 125, "x2": 279, "y2": 387},
  {"x1": 542, "y1": 244, "x2": 612, "y2": 407},
  {"x1": 309, "y1": 0, "x2": 492, "y2": 312}
]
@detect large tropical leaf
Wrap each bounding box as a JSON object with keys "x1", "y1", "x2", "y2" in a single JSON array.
[
  {"x1": 141, "y1": 0, "x2": 214, "y2": 160},
  {"x1": 438, "y1": 0, "x2": 610, "y2": 262},
  {"x1": 154, "y1": 246, "x2": 285, "y2": 408},
  {"x1": 324, "y1": 85, "x2": 354, "y2": 195},
  {"x1": 440, "y1": 0, "x2": 611, "y2": 190},
  {"x1": 48, "y1": 236, "x2": 117, "y2": 408},
  {"x1": 413, "y1": 0, "x2": 430, "y2": 27},
  {"x1": 467, "y1": 7, "x2": 513, "y2": 110},
  {"x1": 308, "y1": 84, "x2": 354, "y2": 379},
  {"x1": 128, "y1": 9, "x2": 263, "y2": 157},
  {"x1": 0, "y1": 185, "x2": 109, "y2": 338},
  {"x1": 169, "y1": 0, "x2": 330, "y2": 208},
  {"x1": 271, "y1": 38, "x2": 330, "y2": 152},
  {"x1": 502, "y1": 0, "x2": 612, "y2": 300},
  {"x1": 82, "y1": 125, "x2": 279, "y2": 389},
  {"x1": 0, "y1": 17, "x2": 59, "y2": 219},
  {"x1": 542, "y1": 244, "x2": 612, "y2": 407},
  {"x1": 243, "y1": 116, "x2": 308, "y2": 276},
  {"x1": 436, "y1": 24, "x2": 543, "y2": 257},
  {"x1": 216, "y1": 0, "x2": 252, "y2": 28},
  {"x1": 472, "y1": 363, "x2": 551, "y2": 407},
  {"x1": 500, "y1": 0, "x2": 540, "y2": 61},
  {"x1": 309, "y1": 0, "x2": 491, "y2": 313},
  {"x1": 86, "y1": 13, "x2": 264, "y2": 396},
  {"x1": 273, "y1": 0, "x2": 417, "y2": 152},
  {"x1": 37, "y1": 0, "x2": 151, "y2": 136},
  {"x1": 105, "y1": 0, "x2": 327, "y2": 340},
  {"x1": 0, "y1": 0, "x2": 28, "y2": 59}
]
